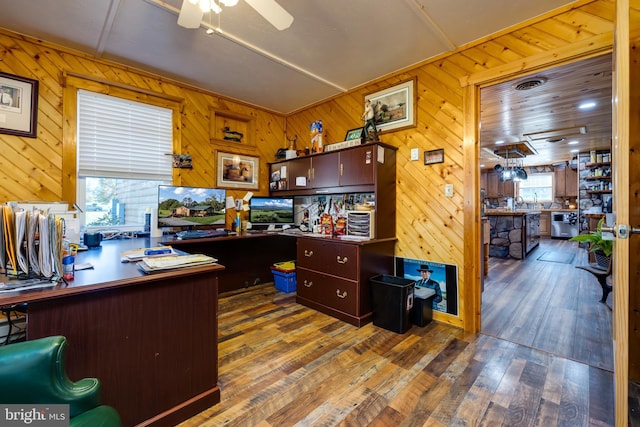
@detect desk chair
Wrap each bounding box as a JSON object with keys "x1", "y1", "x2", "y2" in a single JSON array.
[
  {"x1": 576, "y1": 255, "x2": 612, "y2": 303},
  {"x1": 1, "y1": 303, "x2": 27, "y2": 345},
  {"x1": 0, "y1": 336, "x2": 122, "y2": 427}
]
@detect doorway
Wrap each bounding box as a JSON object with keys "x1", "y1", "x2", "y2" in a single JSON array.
[{"x1": 476, "y1": 54, "x2": 614, "y2": 370}]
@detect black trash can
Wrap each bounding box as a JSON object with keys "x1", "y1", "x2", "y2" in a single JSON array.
[
  {"x1": 411, "y1": 287, "x2": 436, "y2": 326},
  {"x1": 370, "y1": 274, "x2": 415, "y2": 334}
]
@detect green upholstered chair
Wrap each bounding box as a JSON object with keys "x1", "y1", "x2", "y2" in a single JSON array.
[{"x1": 0, "y1": 335, "x2": 121, "y2": 427}]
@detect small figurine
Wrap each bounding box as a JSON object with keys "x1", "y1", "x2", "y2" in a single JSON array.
[{"x1": 361, "y1": 99, "x2": 379, "y2": 142}]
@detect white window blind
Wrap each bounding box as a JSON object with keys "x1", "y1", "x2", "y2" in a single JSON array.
[{"x1": 77, "y1": 90, "x2": 172, "y2": 180}]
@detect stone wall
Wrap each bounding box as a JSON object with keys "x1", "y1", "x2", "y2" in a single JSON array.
[{"x1": 488, "y1": 215, "x2": 524, "y2": 259}]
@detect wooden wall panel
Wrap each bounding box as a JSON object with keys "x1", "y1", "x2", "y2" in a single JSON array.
[
  {"x1": 0, "y1": 30, "x2": 285, "y2": 219},
  {"x1": 285, "y1": 0, "x2": 615, "y2": 329}
]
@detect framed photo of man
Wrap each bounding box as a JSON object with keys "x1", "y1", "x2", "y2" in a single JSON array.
[{"x1": 0, "y1": 71, "x2": 39, "y2": 138}]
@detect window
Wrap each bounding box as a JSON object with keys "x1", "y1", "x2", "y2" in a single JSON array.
[
  {"x1": 517, "y1": 172, "x2": 553, "y2": 203},
  {"x1": 77, "y1": 90, "x2": 172, "y2": 230}
]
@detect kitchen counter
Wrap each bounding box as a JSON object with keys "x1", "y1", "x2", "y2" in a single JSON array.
[{"x1": 486, "y1": 211, "x2": 541, "y2": 259}]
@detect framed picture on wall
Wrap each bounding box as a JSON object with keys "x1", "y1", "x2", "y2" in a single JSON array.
[
  {"x1": 216, "y1": 151, "x2": 260, "y2": 190},
  {"x1": 0, "y1": 71, "x2": 39, "y2": 138},
  {"x1": 364, "y1": 77, "x2": 416, "y2": 133}
]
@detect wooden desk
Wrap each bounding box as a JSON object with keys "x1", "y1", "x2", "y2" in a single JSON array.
[
  {"x1": 165, "y1": 232, "x2": 297, "y2": 293},
  {"x1": 0, "y1": 239, "x2": 223, "y2": 427}
]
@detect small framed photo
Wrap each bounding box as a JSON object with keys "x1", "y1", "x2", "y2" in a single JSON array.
[
  {"x1": 0, "y1": 71, "x2": 39, "y2": 138},
  {"x1": 344, "y1": 127, "x2": 363, "y2": 141},
  {"x1": 424, "y1": 148, "x2": 444, "y2": 165},
  {"x1": 216, "y1": 151, "x2": 260, "y2": 189}
]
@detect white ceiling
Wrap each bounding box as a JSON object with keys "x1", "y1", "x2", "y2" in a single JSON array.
[{"x1": 0, "y1": 0, "x2": 577, "y2": 114}]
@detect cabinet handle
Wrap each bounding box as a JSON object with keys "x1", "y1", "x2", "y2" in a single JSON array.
[
  {"x1": 304, "y1": 250, "x2": 314, "y2": 257},
  {"x1": 307, "y1": 169, "x2": 311, "y2": 181},
  {"x1": 340, "y1": 163, "x2": 344, "y2": 176},
  {"x1": 336, "y1": 256, "x2": 348, "y2": 264},
  {"x1": 304, "y1": 280, "x2": 313, "y2": 288},
  {"x1": 336, "y1": 290, "x2": 347, "y2": 299},
  {"x1": 311, "y1": 168, "x2": 315, "y2": 180}
]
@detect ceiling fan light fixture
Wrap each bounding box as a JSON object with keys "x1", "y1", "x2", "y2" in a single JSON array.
[{"x1": 220, "y1": 0, "x2": 238, "y2": 6}]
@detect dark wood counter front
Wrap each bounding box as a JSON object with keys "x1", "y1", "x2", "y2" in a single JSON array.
[
  {"x1": 165, "y1": 232, "x2": 297, "y2": 293},
  {"x1": 0, "y1": 239, "x2": 223, "y2": 427}
]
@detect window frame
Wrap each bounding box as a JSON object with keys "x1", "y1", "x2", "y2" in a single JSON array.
[
  {"x1": 516, "y1": 172, "x2": 554, "y2": 203},
  {"x1": 62, "y1": 73, "x2": 182, "y2": 229}
]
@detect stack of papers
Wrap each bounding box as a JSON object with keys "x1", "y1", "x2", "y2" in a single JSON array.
[
  {"x1": 121, "y1": 246, "x2": 178, "y2": 262},
  {"x1": 136, "y1": 254, "x2": 218, "y2": 274}
]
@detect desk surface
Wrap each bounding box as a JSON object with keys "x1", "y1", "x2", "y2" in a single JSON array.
[{"x1": 0, "y1": 238, "x2": 224, "y2": 307}]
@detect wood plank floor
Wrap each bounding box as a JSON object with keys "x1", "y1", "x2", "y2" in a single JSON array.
[
  {"x1": 179, "y1": 263, "x2": 614, "y2": 426},
  {"x1": 482, "y1": 238, "x2": 613, "y2": 372}
]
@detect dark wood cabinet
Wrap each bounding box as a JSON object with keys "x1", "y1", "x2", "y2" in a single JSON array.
[
  {"x1": 310, "y1": 151, "x2": 340, "y2": 188},
  {"x1": 269, "y1": 142, "x2": 397, "y2": 239},
  {"x1": 269, "y1": 143, "x2": 397, "y2": 326},
  {"x1": 296, "y1": 236, "x2": 395, "y2": 327},
  {"x1": 554, "y1": 162, "x2": 578, "y2": 197},
  {"x1": 485, "y1": 171, "x2": 514, "y2": 198},
  {"x1": 339, "y1": 145, "x2": 375, "y2": 186}
]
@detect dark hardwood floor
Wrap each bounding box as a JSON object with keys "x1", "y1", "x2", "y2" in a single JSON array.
[
  {"x1": 482, "y1": 237, "x2": 613, "y2": 372},
  {"x1": 180, "y1": 254, "x2": 614, "y2": 427}
]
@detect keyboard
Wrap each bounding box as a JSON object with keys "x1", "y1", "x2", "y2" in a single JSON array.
[{"x1": 176, "y1": 229, "x2": 228, "y2": 240}]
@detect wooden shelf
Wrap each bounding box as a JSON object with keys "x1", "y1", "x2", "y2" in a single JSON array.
[
  {"x1": 584, "y1": 175, "x2": 611, "y2": 180},
  {"x1": 586, "y1": 190, "x2": 612, "y2": 194},
  {"x1": 585, "y1": 161, "x2": 611, "y2": 169},
  {"x1": 209, "y1": 108, "x2": 255, "y2": 150}
]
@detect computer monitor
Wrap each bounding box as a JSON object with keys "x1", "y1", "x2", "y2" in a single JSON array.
[
  {"x1": 157, "y1": 185, "x2": 226, "y2": 229},
  {"x1": 249, "y1": 196, "x2": 295, "y2": 228}
]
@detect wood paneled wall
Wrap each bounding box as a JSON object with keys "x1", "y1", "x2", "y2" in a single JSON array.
[
  {"x1": 0, "y1": 0, "x2": 616, "y2": 331},
  {"x1": 286, "y1": 0, "x2": 615, "y2": 329},
  {"x1": 0, "y1": 30, "x2": 286, "y2": 219}
]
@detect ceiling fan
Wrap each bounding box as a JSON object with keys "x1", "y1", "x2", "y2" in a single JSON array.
[{"x1": 177, "y1": 0, "x2": 294, "y2": 31}]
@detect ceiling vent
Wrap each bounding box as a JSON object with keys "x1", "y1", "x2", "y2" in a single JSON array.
[
  {"x1": 513, "y1": 77, "x2": 547, "y2": 91},
  {"x1": 547, "y1": 137, "x2": 565, "y2": 143}
]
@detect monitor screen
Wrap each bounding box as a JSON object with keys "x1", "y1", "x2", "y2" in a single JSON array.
[
  {"x1": 157, "y1": 185, "x2": 226, "y2": 228},
  {"x1": 249, "y1": 196, "x2": 295, "y2": 225}
]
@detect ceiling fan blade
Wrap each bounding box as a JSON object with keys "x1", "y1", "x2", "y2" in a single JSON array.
[
  {"x1": 244, "y1": 0, "x2": 293, "y2": 31},
  {"x1": 177, "y1": 0, "x2": 204, "y2": 29}
]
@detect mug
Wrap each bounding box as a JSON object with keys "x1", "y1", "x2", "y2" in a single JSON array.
[{"x1": 84, "y1": 232, "x2": 102, "y2": 248}]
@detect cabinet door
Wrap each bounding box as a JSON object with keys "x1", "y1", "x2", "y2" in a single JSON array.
[
  {"x1": 502, "y1": 179, "x2": 514, "y2": 198},
  {"x1": 480, "y1": 171, "x2": 488, "y2": 193},
  {"x1": 296, "y1": 268, "x2": 358, "y2": 315},
  {"x1": 288, "y1": 157, "x2": 312, "y2": 190},
  {"x1": 487, "y1": 172, "x2": 500, "y2": 198},
  {"x1": 565, "y1": 166, "x2": 578, "y2": 197},
  {"x1": 339, "y1": 145, "x2": 375, "y2": 186},
  {"x1": 311, "y1": 152, "x2": 339, "y2": 188},
  {"x1": 539, "y1": 212, "x2": 550, "y2": 236},
  {"x1": 555, "y1": 164, "x2": 567, "y2": 197}
]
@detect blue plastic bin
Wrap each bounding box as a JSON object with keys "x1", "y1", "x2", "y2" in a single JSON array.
[{"x1": 271, "y1": 269, "x2": 296, "y2": 293}]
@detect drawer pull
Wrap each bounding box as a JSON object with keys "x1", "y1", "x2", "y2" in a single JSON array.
[
  {"x1": 304, "y1": 250, "x2": 314, "y2": 257},
  {"x1": 304, "y1": 280, "x2": 313, "y2": 288},
  {"x1": 336, "y1": 256, "x2": 348, "y2": 264},
  {"x1": 336, "y1": 290, "x2": 347, "y2": 299}
]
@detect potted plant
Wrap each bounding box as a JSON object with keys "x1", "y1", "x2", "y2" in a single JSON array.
[{"x1": 570, "y1": 217, "x2": 613, "y2": 268}]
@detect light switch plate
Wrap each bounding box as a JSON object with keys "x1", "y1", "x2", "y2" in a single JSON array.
[
  {"x1": 410, "y1": 148, "x2": 419, "y2": 161},
  {"x1": 445, "y1": 184, "x2": 454, "y2": 197}
]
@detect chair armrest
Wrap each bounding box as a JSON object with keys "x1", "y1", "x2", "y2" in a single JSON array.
[{"x1": 0, "y1": 336, "x2": 100, "y2": 418}]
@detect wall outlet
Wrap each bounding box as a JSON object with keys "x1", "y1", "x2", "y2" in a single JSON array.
[
  {"x1": 410, "y1": 148, "x2": 419, "y2": 161},
  {"x1": 445, "y1": 184, "x2": 454, "y2": 197}
]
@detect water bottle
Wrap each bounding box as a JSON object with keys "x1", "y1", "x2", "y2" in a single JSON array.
[{"x1": 61, "y1": 236, "x2": 75, "y2": 280}]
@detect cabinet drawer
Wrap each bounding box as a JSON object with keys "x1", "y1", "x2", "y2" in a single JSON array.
[
  {"x1": 296, "y1": 268, "x2": 358, "y2": 315},
  {"x1": 297, "y1": 239, "x2": 358, "y2": 280}
]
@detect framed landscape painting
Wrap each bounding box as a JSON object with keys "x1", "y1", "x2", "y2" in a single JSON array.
[{"x1": 216, "y1": 151, "x2": 259, "y2": 190}]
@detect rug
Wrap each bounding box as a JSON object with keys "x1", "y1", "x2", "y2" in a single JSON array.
[{"x1": 537, "y1": 251, "x2": 575, "y2": 264}]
